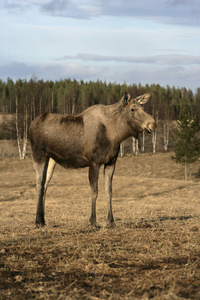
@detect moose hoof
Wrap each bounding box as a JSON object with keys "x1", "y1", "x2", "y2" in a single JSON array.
[
  {"x1": 89, "y1": 217, "x2": 97, "y2": 227},
  {"x1": 106, "y1": 220, "x2": 115, "y2": 228},
  {"x1": 89, "y1": 222, "x2": 99, "y2": 229},
  {"x1": 35, "y1": 219, "x2": 45, "y2": 227},
  {"x1": 87, "y1": 221, "x2": 100, "y2": 231},
  {"x1": 106, "y1": 223, "x2": 115, "y2": 228}
]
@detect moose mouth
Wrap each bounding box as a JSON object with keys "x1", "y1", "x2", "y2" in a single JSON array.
[
  {"x1": 143, "y1": 121, "x2": 156, "y2": 133},
  {"x1": 143, "y1": 126, "x2": 155, "y2": 134},
  {"x1": 145, "y1": 127, "x2": 153, "y2": 133}
]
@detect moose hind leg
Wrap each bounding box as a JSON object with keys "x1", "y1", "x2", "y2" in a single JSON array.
[
  {"x1": 89, "y1": 164, "x2": 100, "y2": 227},
  {"x1": 104, "y1": 163, "x2": 116, "y2": 227},
  {"x1": 34, "y1": 157, "x2": 49, "y2": 226}
]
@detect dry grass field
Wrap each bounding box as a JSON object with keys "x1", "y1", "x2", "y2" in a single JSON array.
[{"x1": 0, "y1": 147, "x2": 200, "y2": 299}]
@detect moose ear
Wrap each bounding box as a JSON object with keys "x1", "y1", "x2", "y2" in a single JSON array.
[
  {"x1": 135, "y1": 93, "x2": 151, "y2": 105},
  {"x1": 122, "y1": 93, "x2": 131, "y2": 106}
]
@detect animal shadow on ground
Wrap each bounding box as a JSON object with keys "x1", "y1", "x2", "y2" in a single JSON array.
[{"x1": 124, "y1": 214, "x2": 195, "y2": 229}]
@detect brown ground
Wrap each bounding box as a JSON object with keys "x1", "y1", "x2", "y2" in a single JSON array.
[{"x1": 0, "y1": 150, "x2": 200, "y2": 299}]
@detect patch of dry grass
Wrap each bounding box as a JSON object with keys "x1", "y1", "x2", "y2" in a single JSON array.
[
  {"x1": 0, "y1": 153, "x2": 200, "y2": 299},
  {"x1": 1, "y1": 222, "x2": 200, "y2": 299}
]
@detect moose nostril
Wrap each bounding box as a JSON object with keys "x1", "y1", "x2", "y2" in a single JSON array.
[{"x1": 146, "y1": 121, "x2": 156, "y2": 132}]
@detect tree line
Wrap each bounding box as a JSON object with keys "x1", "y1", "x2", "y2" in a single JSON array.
[
  {"x1": 1, "y1": 77, "x2": 200, "y2": 157},
  {"x1": 1, "y1": 77, "x2": 200, "y2": 120}
]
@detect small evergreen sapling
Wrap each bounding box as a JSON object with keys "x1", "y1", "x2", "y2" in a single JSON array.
[{"x1": 171, "y1": 109, "x2": 200, "y2": 180}]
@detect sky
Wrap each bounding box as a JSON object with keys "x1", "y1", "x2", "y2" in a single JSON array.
[{"x1": 0, "y1": 0, "x2": 200, "y2": 92}]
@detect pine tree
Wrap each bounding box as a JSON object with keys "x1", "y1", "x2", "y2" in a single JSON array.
[{"x1": 171, "y1": 108, "x2": 200, "y2": 180}]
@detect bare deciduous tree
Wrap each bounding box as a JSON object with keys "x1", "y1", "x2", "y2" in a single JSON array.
[
  {"x1": 120, "y1": 142, "x2": 124, "y2": 157},
  {"x1": 15, "y1": 95, "x2": 28, "y2": 160},
  {"x1": 164, "y1": 122, "x2": 170, "y2": 151},
  {"x1": 132, "y1": 137, "x2": 139, "y2": 155},
  {"x1": 152, "y1": 110, "x2": 159, "y2": 154}
]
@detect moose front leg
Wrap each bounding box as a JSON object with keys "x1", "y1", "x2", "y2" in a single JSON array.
[
  {"x1": 89, "y1": 164, "x2": 100, "y2": 227},
  {"x1": 104, "y1": 163, "x2": 116, "y2": 227}
]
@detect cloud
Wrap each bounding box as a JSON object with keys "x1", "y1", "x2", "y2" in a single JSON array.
[
  {"x1": 58, "y1": 53, "x2": 200, "y2": 66},
  {"x1": 1, "y1": 0, "x2": 200, "y2": 26},
  {"x1": 42, "y1": 0, "x2": 200, "y2": 26},
  {"x1": 0, "y1": 59, "x2": 199, "y2": 92},
  {"x1": 41, "y1": 0, "x2": 85, "y2": 19},
  {"x1": 1, "y1": 0, "x2": 32, "y2": 12},
  {"x1": 0, "y1": 61, "x2": 107, "y2": 82},
  {"x1": 0, "y1": 61, "x2": 36, "y2": 79}
]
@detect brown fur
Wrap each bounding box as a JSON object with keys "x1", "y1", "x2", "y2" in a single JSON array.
[
  {"x1": 29, "y1": 93, "x2": 156, "y2": 227},
  {"x1": 60, "y1": 115, "x2": 83, "y2": 124}
]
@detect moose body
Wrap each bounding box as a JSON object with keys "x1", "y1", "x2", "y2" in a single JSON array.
[{"x1": 29, "y1": 93, "x2": 156, "y2": 227}]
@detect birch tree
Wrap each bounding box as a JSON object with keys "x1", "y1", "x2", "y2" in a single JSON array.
[
  {"x1": 120, "y1": 142, "x2": 124, "y2": 157},
  {"x1": 132, "y1": 137, "x2": 139, "y2": 155},
  {"x1": 141, "y1": 131, "x2": 145, "y2": 152},
  {"x1": 152, "y1": 110, "x2": 159, "y2": 154},
  {"x1": 152, "y1": 131, "x2": 157, "y2": 154},
  {"x1": 15, "y1": 95, "x2": 28, "y2": 160},
  {"x1": 164, "y1": 122, "x2": 170, "y2": 151}
]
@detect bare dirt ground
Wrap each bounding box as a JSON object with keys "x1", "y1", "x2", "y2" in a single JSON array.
[{"x1": 0, "y1": 151, "x2": 200, "y2": 299}]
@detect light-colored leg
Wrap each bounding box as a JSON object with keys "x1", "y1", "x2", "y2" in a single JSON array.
[
  {"x1": 104, "y1": 163, "x2": 116, "y2": 226},
  {"x1": 89, "y1": 164, "x2": 100, "y2": 227},
  {"x1": 44, "y1": 158, "x2": 56, "y2": 192}
]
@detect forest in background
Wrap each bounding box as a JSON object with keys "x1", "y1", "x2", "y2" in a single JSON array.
[
  {"x1": 0, "y1": 77, "x2": 200, "y2": 155},
  {"x1": 1, "y1": 77, "x2": 200, "y2": 119}
]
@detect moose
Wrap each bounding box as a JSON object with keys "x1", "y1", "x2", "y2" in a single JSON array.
[{"x1": 29, "y1": 93, "x2": 156, "y2": 227}]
